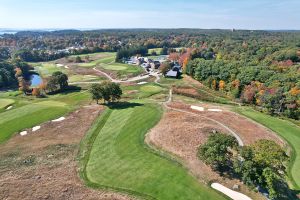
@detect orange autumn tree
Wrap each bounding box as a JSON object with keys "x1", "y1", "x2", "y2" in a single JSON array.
[
  {"x1": 290, "y1": 87, "x2": 300, "y2": 96},
  {"x1": 32, "y1": 88, "x2": 41, "y2": 97},
  {"x1": 219, "y1": 80, "x2": 226, "y2": 91},
  {"x1": 169, "y1": 52, "x2": 180, "y2": 62}
]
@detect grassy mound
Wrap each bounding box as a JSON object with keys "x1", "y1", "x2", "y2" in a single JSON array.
[
  {"x1": 80, "y1": 103, "x2": 226, "y2": 200},
  {"x1": 0, "y1": 99, "x2": 15, "y2": 109},
  {"x1": 235, "y1": 107, "x2": 300, "y2": 189},
  {"x1": 0, "y1": 101, "x2": 68, "y2": 143}
]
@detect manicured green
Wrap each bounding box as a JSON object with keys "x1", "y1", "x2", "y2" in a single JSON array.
[
  {"x1": 79, "y1": 53, "x2": 115, "y2": 67},
  {"x1": 81, "y1": 103, "x2": 226, "y2": 200},
  {"x1": 101, "y1": 64, "x2": 128, "y2": 71},
  {"x1": 140, "y1": 85, "x2": 163, "y2": 94},
  {"x1": 68, "y1": 74, "x2": 105, "y2": 83},
  {"x1": 148, "y1": 48, "x2": 162, "y2": 55},
  {"x1": 123, "y1": 84, "x2": 165, "y2": 99},
  {"x1": 235, "y1": 107, "x2": 300, "y2": 189},
  {"x1": 0, "y1": 99, "x2": 15, "y2": 109},
  {"x1": 34, "y1": 63, "x2": 67, "y2": 77},
  {"x1": 0, "y1": 90, "x2": 90, "y2": 144},
  {"x1": 0, "y1": 101, "x2": 68, "y2": 143}
]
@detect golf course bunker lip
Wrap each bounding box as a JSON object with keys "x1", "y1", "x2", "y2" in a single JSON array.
[
  {"x1": 20, "y1": 131, "x2": 28, "y2": 136},
  {"x1": 208, "y1": 109, "x2": 223, "y2": 112},
  {"x1": 191, "y1": 105, "x2": 205, "y2": 112},
  {"x1": 6, "y1": 106, "x2": 13, "y2": 110},
  {"x1": 32, "y1": 126, "x2": 41, "y2": 132},
  {"x1": 211, "y1": 183, "x2": 252, "y2": 200},
  {"x1": 52, "y1": 117, "x2": 66, "y2": 122}
]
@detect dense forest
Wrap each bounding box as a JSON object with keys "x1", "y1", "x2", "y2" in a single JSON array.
[{"x1": 0, "y1": 29, "x2": 299, "y2": 119}]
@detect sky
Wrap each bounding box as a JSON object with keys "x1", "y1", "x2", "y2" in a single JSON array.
[{"x1": 0, "y1": 0, "x2": 299, "y2": 30}]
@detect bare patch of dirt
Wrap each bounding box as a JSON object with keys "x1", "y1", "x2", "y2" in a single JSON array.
[
  {"x1": 0, "y1": 105, "x2": 133, "y2": 200},
  {"x1": 168, "y1": 101, "x2": 284, "y2": 146},
  {"x1": 147, "y1": 101, "x2": 285, "y2": 200}
]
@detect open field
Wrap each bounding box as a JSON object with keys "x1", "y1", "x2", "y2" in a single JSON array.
[
  {"x1": 122, "y1": 83, "x2": 165, "y2": 99},
  {"x1": 80, "y1": 103, "x2": 226, "y2": 200},
  {"x1": 234, "y1": 107, "x2": 300, "y2": 189},
  {"x1": 78, "y1": 53, "x2": 115, "y2": 68},
  {"x1": 148, "y1": 48, "x2": 162, "y2": 55}
]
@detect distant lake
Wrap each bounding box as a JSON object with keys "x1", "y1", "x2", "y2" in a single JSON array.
[{"x1": 30, "y1": 74, "x2": 42, "y2": 87}]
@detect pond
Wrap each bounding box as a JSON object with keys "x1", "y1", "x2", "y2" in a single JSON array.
[{"x1": 30, "y1": 74, "x2": 42, "y2": 87}]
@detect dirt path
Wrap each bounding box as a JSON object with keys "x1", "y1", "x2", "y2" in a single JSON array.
[{"x1": 0, "y1": 105, "x2": 133, "y2": 200}]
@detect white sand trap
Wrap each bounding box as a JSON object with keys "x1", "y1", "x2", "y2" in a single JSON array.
[
  {"x1": 20, "y1": 131, "x2": 28, "y2": 136},
  {"x1": 211, "y1": 183, "x2": 252, "y2": 200},
  {"x1": 137, "y1": 81, "x2": 148, "y2": 85},
  {"x1": 191, "y1": 105, "x2": 204, "y2": 112},
  {"x1": 6, "y1": 106, "x2": 13, "y2": 110},
  {"x1": 52, "y1": 117, "x2": 65, "y2": 122},
  {"x1": 65, "y1": 66, "x2": 69, "y2": 69},
  {"x1": 32, "y1": 126, "x2": 41, "y2": 132},
  {"x1": 208, "y1": 108, "x2": 223, "y2": 112},
  {"x1": 56, "y1": 64, "x2": 64, "y2": 67}
]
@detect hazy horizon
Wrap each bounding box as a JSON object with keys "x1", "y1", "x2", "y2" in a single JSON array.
[{"x1": 0, "y1": 0, "x2": 300, "y2": 30}]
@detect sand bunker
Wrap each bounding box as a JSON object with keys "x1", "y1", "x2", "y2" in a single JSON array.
[
  {"x1": 191, "y1": 105, "x2": 204, "y2": 112},
  {"x1": 20, "y1": 131, "x2": 28, "y2": 136},
  {"x1": 6, "y1": 106, "x2": 13, "y2": 110},
  {"x1": 52, "y1": 117, "x2": 66, "y2": 122},
  {"x1": 211, "y1": 183, "x2": 252, "y2": 200},
  {"x1": 137, "y1": 81, "x2": 148, "y2": 85},
  {"x1": 32, "y1": 126, "x2": 41, "y2": 132},
  {"x1": 56, "y1": 64, "x2": 64, "y2": 67},
  {"x1": 208, "y1": 109, "x2": 223, "y2": 112},
  {"x1": 65, "y1": 66, "x2": 69, "y2": 69}
]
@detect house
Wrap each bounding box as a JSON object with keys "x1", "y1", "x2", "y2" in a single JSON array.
[
  {"x1": 141, "y1": 63, "x2": 150, "y2": 68},
  {"x1": 153, "y1": 61, "x2": 161, "y2": 69},
  {"x1": 165, "y1": 70, "x2": 178, "y2": 78}
]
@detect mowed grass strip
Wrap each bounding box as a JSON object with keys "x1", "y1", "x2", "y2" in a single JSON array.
[
  {"x1": 0, "y1": 101, "x2": 68, "y2": 143},
  {"x1": 82, "y1": 103, "x2": 226, "y2": 200},
  {"x1": 235, "y1": 107, "x2": 300, "y2": 189}
]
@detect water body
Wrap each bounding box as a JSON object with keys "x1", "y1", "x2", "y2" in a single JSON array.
[{"x1": 30, "y1": 74, "x2": 42, "y2": 87}]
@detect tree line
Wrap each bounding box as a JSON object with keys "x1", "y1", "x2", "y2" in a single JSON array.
[{"x1": 199, "y1": 132, "x2": 294, "y2": 199}]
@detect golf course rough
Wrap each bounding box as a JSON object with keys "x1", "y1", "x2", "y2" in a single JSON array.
[{"x1": 82, "y1": 103, "x2": 226, "y2": 200}]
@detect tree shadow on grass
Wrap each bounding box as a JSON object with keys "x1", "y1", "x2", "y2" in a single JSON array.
[{"x1": 106, "y1": 101, "x2": 144, "y2": 110}]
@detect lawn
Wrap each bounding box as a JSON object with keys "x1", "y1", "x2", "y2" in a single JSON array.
[
  {"x1": 34, "y1": 63, "x2": 67, "y2": 77},
  {"x1": 148, "y1": 48, "x2": 162, "y2": 55},
  {"x1": 235, "y1": 107, "x2": 300, "y2": 189},
  {"x1": 0, "y1": 101, "x2": 68, "y2": 143},
  {"x1": 80, "y1": 103, "x2": 226, "y2": 200},
  {"x1": 79, "y1": 53, "x2": 116, "y2": 67},
  {"x1": 68, "y1": 74, "x2": 105, "y2": 83},
  {"x1": 122, "y1": 84, "x2": 165, "y2": 99},
  {"x1": 0, "y1": 99, "x2": 15, "y2": 109},
  {"x1": 98, "y1": 62, "x2": 144, "y2": 79},
  {"x1": 0, "y1": 90, "x2": 90, "y2": 144}
]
